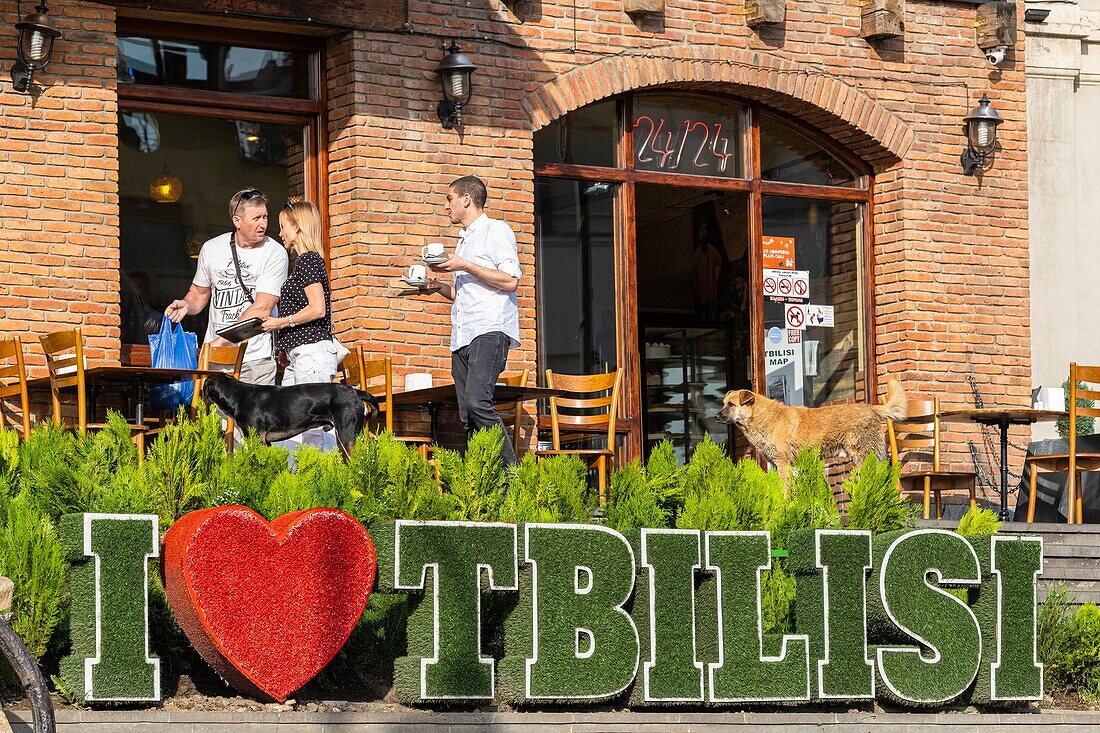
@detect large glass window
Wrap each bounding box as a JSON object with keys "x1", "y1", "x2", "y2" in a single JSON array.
[
  {"x1": 534, "y1": 93, "x2": 872, "y2": 460},
  {"x1": 116, "y1": 23, "x2": 321, "y2": 349},
  {"x1": 118, "y1": 111, "x2": 307, "y2": 343},
  {"x1": 761, "y1": 197, "x2": 864, "y2": 407}
]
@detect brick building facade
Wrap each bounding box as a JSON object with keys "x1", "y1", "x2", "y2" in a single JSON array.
[{"x1": 0, "y1": 0, "x2": 1029, "y2": 478}]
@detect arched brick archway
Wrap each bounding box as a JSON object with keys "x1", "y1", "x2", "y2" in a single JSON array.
[{"x1": 522, "y1": 46, "x2": 913, "y2": 169}]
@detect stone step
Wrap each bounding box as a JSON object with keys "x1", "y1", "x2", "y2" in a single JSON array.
[{"x1": 7, "y1": 709, "x2": 1100, "y2": 733}]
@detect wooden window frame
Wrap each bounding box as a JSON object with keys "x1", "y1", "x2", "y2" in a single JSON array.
[
  {"x1": 534, "y1": 93, "x2": 876, "y2": 459},
  {"x1": 116, "y1": 18, "x2": 328, "y2": 363}
]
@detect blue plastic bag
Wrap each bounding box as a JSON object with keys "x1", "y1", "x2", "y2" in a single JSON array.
[{"x1": 148, "y1": 316, "x2": 198, "y2": 411}]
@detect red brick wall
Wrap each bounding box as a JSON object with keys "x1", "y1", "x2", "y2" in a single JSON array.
[
  {"x1": 0, "y1": 0, "x2": 118, "y2": 368},
  {"x1": 0, "y1": 0, "x2": 1030, "y2": 480}
]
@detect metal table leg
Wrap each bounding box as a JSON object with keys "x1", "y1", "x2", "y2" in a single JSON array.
[
  {"x1": 998, "y1": 418, "x2": 1010, "y2": 521},
  {"x1": 428, "y1": 402, "x2": 442, "y2": 445}
]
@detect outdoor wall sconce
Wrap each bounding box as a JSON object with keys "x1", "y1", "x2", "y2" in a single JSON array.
[
  {"x1": 9, "y1": 2, "x2": 62, "y2": 94},
  {"x1": 961, "y1": 94, "x2": 1003, "y2": 176},
  {"x1": 435, "y1": 41, "x2": 476, "y2": 130}
]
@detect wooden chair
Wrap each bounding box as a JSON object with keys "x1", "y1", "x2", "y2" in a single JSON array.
[
  {"x1": 495, "y1": 370, "x2": 532, "y2": 458},
  {"x1": 1025, "y1": 363, "x2": 1100, "y2": 524},
  {"x1": 887, "y1": 395, "x2": 977, "y2": 520},
  {"x1": 350, "y1": 351, "x2": 432, "y2": 457},
  {"x1": 147, "y1": 342, "x2": 246, "y2": 451},
  {"x1": 0, "y1": 335, "x2": 31, "y2": 438},
  {"x1": 38, "y1": 328, "x2": 147, "y2": 452},
  {"x1": 535, "y1": 368, "x2": 623, "y2": 506}
]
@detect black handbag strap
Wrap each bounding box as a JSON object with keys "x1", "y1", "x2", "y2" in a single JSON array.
[{"x1": 229, "y1": 236, "x2": 255, "y2": 304}]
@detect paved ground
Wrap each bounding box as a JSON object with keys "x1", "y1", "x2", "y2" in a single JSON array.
[{"x1": 6, "y1": 709, "x2": 1100, "y2": 732}]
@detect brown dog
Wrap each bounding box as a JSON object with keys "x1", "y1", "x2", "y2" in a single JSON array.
[{"x1": 715, "y1": 378, "x2": 906, "y2": 477}]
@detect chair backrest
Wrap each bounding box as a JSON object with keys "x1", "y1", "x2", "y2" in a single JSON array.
[
  {"x1": 360, "y1": 355, "x2": 394, "y2": 432},
  {"x1": 887, "y1": 395, "x2": 941, "y2": 471},
  {"x1": 545, "y1": 368, "x2": 623, "y2": 451},
  {"x1": 0, "y1": 335, "x2": 31, "y2": 437},
  {"x1": 39, "y1": 328, "x2": 88, "y2": 430},
  {"x1": 1069, "y1": 363, "x2": 1100, "y2": 448},
  {"x1": 197, "y1": 342, "x2": 247, "y2": 440},
  {"x1": 339, "y1": 345, "x2": 366, "y2": 391},
  {"x1": 495, "y1": 369, "x2": 531, "y2": 456}
]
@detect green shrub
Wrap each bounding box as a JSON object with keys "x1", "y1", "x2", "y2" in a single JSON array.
[
  {"x1": 956, "y1": 506, "x2": 1002, "y2": 537},
  {"x1": 292, "y1": 447, "x2": 353, "y2": 511},
  {"x1": 845, "y1": 455, "x2": 913, "y2": 533},
  {"x1": 604, "y1": 462, "x2": 668, "y2": 532},
  {"x1": 769, "y1": 449, "x2": 841, "y2": 550},
  {"x1": 17, "y1": 421, "x2": 80, "y2": 519},
  {"x1": 604, "y1": 442, "x2": 684, "y2": 532},
  {"x1": 143, "y1": 402, "x2": 227, "y2": 524},
  {"x1": 211, "y1": 434, "x2": 291, "y2": 511},
  {"x1": 1038, "y1": 584, "x2": 1076, "y2": 692},
  {"x1": 677, "y1": 452, "x2": 783, "y2": 532},
  {"x1": 1060, "y1": 603, "x2": 1100, "y2": 696},
  {"x1": 345, "y1": 432, "x2": 454, "y2": 523},
  {"x1": 0, "y1": 493, "x2": 66, "y2": 660},
  {"x1": 500, "y1": 452, "x2": 592, "y2": 524},
  {"x1": 0, "y1": 427, "x2": 20, "y2": 488},
  {"x1": 258, "y1": 471, "x2": 313, "y2": 520},
  {"x1": 437, "y1": 428, "x2": 506, "y2": 522}
]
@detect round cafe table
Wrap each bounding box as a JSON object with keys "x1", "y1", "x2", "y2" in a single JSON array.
[{"x1": 939, "y1": 408, "x2": 1067, "y2": 521}]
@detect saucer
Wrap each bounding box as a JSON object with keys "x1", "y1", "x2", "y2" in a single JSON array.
[
  {"x1": 402, "y1": 278, "x2": 429, "y2": 288},
  {"x1": 422, "y1": 254, "x2": 448, "y2": 265}
]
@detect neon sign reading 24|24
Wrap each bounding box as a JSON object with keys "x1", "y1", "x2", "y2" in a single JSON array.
[{"x1": 61, "y1": 513, "x2": 1043, "y2": 708}]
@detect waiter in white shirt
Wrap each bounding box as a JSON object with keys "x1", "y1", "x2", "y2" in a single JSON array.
[{"x1": 424, "y1": 175, "x2": 522, "y2": 465}]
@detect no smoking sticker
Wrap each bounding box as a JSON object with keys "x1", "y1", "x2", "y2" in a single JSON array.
[
  {"x1": 763, "y1": 269, "x2": 809, "y2": 303},
  {"x1": 785, "y1": 304, "x2": 806, "y2": 330}
]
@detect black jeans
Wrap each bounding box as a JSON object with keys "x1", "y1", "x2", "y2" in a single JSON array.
[{"x1": 451, "y1": 331, "x2": 516, "y2": 466}]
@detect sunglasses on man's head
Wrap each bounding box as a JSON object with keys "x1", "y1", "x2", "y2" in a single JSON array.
[{"x1": 233, "y1": 189, "x2": 264, "y2": 214}]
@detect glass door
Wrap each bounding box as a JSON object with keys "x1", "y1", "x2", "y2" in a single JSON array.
[{"x1": 635, "y1": 184, "x2": 752, "y2": 459}]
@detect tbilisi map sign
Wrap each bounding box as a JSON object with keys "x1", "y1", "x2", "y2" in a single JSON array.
[{"x1": 59, "y1": 509, "x2": 1043, "y2": 708}]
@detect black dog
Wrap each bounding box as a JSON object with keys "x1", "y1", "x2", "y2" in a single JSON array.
[{"x1": 202, "y1": 373, "x2": 379, "y2": 457}]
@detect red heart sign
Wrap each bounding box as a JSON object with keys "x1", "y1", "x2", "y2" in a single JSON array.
[{"x1": 163, "y1": 506, "x2": 376, "y2": 702}]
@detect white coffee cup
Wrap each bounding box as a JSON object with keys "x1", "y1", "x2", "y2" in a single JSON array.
[
  {"x1": 407, "y1": 264, "x2": 427, "y2": 282},
  {"x1": 422, "y1": 243, "x2": 445, "y2": 259},
  {"x1": 405, "y1": 372, "x2": 433, "y2": 391}
]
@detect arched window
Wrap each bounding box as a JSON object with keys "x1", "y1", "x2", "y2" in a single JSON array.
[{"x1": 533, "y1": 93, "x2": 872, "y2": 462}]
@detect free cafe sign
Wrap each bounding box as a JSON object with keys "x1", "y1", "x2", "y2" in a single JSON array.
[{"x1": 59, "y1": 510, "x2": 1044, "y2": 708}]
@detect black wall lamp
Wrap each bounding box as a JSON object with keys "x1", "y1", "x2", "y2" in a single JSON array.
[
  {"x1": 10, "y1": 2, "x2": 62, "y2": 94},
  {"x1": 435, "y1": 41, "x2": 476, "y2": 130},
  {"x1": 961, "y1": 94, "x2": 1003, "y2": 176}
]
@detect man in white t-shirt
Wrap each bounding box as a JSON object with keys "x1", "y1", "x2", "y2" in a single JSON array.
[
  {"x1": 424, "y1": 175, "x2": 522, "y2": 466},
  {"x1": 165, "y1": 188, "x2": 288, "y2": 385}
]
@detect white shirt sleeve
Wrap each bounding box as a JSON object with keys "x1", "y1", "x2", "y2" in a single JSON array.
[
  {"x1": 255, "y1": 241, "x2": 289, "y2": 298},
  {"x1": 489, "y1": 221, "x2": 522, "y2": 279}
]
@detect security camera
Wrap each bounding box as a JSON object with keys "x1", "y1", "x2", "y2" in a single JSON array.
[{"x1": 984, "y1": 45, "x2": 1007, "y2": 66}]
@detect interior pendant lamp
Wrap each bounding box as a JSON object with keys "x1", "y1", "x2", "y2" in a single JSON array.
[
  {"x1": 435, "y1": 41, "x2": 476, "y2": 130},
  {"x1": 149, "y1": 160, "x2": 183, "y2": 204},
  {"x1": 10, "y1": 2, "x2": 62, "y2": 94},
  {"x1": 960, "y1": 94, "x2": 1003, "y2": 176}
]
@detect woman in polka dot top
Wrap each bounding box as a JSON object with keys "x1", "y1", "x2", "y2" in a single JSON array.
[{"x1": 261, "y1": 200, "x2": 341, "y2": 452}]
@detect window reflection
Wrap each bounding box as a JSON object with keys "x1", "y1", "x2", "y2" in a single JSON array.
[
  {"x1": 536, "y1": 178, "x2": 618, "y2": 374},
  {"x1": 117, "y1": 36, "x2": 312, "y2": 99},
  {"x1": 533, "y1": 100, "x2": 618, "y2": 168},
  {"x1": 760, "y1": 114, "x2": 859, "y2": 187}
]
